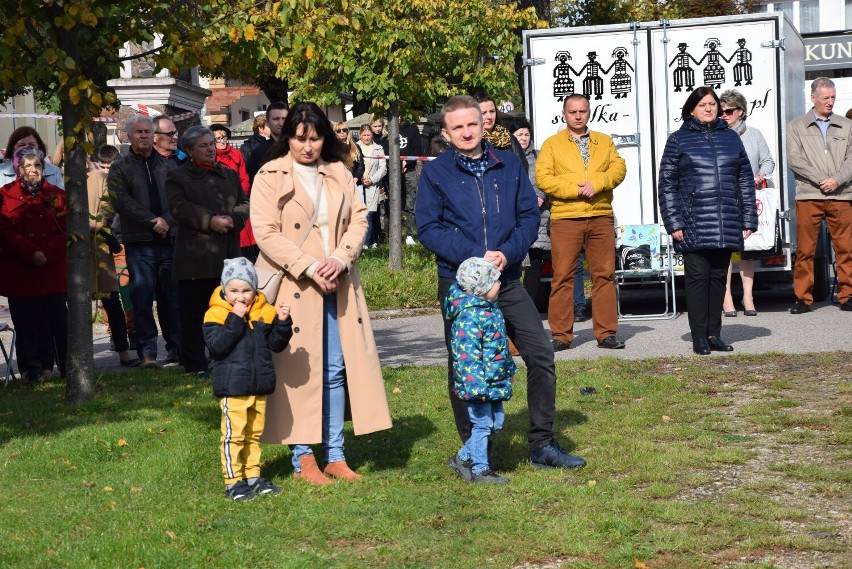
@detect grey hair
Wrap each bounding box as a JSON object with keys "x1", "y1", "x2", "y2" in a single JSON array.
[
  {"x1": 124, "y1": 114, "x2": 153, "y2": 135},
  {"x1": 720, "y1": 89, "x2": 749, "y2": 120},
  {"x1": 180, "y1": 125, "x2": 214, "y2": 151},
  {"x1": 811, "y1": 77, "x2": 835, "y2": 95},
  {"x1": 152, "y1": 115, "x2": 174, "y2": 131}
]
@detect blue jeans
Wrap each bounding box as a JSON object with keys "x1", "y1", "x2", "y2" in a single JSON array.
[
  {"x1": 291, "y1": 293, "x2": 346, "y2": 470},
  {"x1": 574, "y1": 248, "x2": 586, "y2": 311},
  {"x1": 458, "y1": 401, "x2": 505, "y2": 475},
  {"x1": 125, "y1": 243, "x2": 180, "y2": 359}
]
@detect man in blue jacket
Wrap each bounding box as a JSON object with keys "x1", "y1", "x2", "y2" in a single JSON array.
[{"x1": 416, "y1": 95, "x2": 587, "y2": 477}]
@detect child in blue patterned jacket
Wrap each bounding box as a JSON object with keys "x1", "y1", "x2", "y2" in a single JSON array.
[{"x1": 444, "y1": 257, "x2": 517, "y2": 484}]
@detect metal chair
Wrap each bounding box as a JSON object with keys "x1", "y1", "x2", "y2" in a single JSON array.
[{"x1": 614, "y1": 224, "x2": 678, "y2": 320}]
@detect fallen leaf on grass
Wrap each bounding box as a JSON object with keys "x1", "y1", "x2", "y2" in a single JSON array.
[
  {"x1": 172, "y1": 402, "x2": 181, "y2": 408},
  {"x1": 82, "y1": 480, "x2": 96, "y2": 488},
  {"x1": 130, "y1": 486, "x2": 142, "y2": 493},
  {"x1": 634, "y1": 559, "x2": 650, "y2": 569},
  {"x1": 166, "y1": 530, "x2": 176, "y2": 540},
  {"x1": 662, "y1": 416, "x2": 671, "y2": 423},
  {"x1": 392, "y1": 387, "x2": 402, "y2": 394},
  {"x1": 588, "y1": 479, "x2": 597, "y2": 487},
  {"x1": 103, "y1": 486, "x2": 113, "y2": 492},
  {"x1": 117, "y1": 438, "x2": 128, "y2": 447}
]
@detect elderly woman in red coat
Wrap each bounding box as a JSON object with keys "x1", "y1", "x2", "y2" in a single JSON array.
[{"x1": 0, "y1": 147, "x2": 68, "y2": 382}]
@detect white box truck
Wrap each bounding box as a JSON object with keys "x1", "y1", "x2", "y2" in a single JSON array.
[{"x1": 521, "y1": 13, "x2": 836, "y2": 299}]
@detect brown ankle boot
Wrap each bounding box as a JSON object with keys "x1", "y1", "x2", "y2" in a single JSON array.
[
  {"x1": 323, "y1": 460, "x2": 362, "y2": 480},
  {"x1": 293, "y1": 454, "x2": 333, "y2": 486}
]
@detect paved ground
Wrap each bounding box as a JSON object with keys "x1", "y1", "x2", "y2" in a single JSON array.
[
  {"x1": 1, "y1": 283, "x2": 847, "y2": 383},
  {"x1": 372, "y1": 285, "x2": 848, "y2": 367}
]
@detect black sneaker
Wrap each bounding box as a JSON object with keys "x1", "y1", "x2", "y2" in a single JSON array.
[
  {"x1": 163, "y1": 350, "x2": 181, "y2": 368},
  {"x1": 470, "y1": 469, "x2": 508, "y2": 484},
  {"x1": 574, "y1": 309, "x2": 590, "y2": 323},
  {"x1": 530, "y1": 440, "x2": 587, "y2": 469},
  {"x1": 249, "y1": 477, "x2": 283, "y2": 496},
  {"x1": 551, "y1": 338, "x2": 572, "y2": 352},
  {"x1": 224, "y1": 480, "x2": 256, "y2": 502},
  {"x1": 447, "y1": 455, "x2": 473, "y2": 482},
  {"x1": 790, "y1": 300, "x2": 811, "y2": 314},
  {"x1": 840, "y1": 301, "x2": 852, "y2": 312},
  {"x1": 597, "y1": 336, "x2": 626, "y2": 349}
]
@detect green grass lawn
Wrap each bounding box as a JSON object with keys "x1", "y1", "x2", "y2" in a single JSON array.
[
  {"x1": 358, "y1": 244, "x2": 440, "y2": 311},
  {"x1": 1, "y1": 353, "x2": 849, "y2": 568}
]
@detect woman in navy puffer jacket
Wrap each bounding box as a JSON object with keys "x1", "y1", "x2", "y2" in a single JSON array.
[{"x1": 658, "y1": 87, "x2": 757, "y2": 355}]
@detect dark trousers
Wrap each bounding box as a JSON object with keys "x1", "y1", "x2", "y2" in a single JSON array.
[
  {"x1": 8, "y1": 293, "x2": 67, "y2": 378},
  {"x1": 178, "y1": 278, "x2": 219, "y2": 373},
  {"x1": 684, "y1": 249, "x2": 732, "y2": 339},
  {"x1": 402, "y1": 169, "x2": 418, "y2": 237},
  {"x1": 522, "y1": 248, "x2": 547, "y2": 301},
  {"x1": 241, "y1": 244, "x2": 260, "y2": 264},
  {"x1": 125, "y1": 243, "x2": 180, "y2": 359},
  {"x1": 101, "y1": 291, "x2": 129, "y2": 353},
  {"x1": 440, "y1": 277, "x2": 556, "y2": 451}
]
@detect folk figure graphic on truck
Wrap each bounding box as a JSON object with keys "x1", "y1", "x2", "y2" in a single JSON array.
[
  {"x1": 730, "y1": 38, "x2": 753, "y2": 87},
  {"x1": 606, "y1": 47, "x2": 634, "y2": 99},
  {"x1": 553, "y1": 51, "x2": 577, "y2": 101},
  {"x1": 669, "y1": 42, "x2": 698, "y2": 92},
  {"x1": 578, "y1": 51, "x2": 607, "y2": 100},
  {"x1": 697, "y1": 37, "x2": 726, "y2": 89}
]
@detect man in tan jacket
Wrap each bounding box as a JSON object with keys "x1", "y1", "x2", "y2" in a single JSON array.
[
  {"x1": 787, "y1": 77, "x2": 852, "y2": 313},
  {"x1": 536, "y1": 94, "x2": 627, "y2": 350}
]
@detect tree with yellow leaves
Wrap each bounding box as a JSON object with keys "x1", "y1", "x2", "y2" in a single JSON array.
[{"x1": 0, "y1": 0, "x2": 308, "y2": 402}]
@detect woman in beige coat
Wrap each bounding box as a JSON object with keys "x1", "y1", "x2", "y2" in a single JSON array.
[{"x1": 252, "y1": 102, "x2": 392, "y2": 485}]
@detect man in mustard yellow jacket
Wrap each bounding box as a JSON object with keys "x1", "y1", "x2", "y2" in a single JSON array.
[{"x1": 536, "y1": 94, "x2": 627, "y2": 351}]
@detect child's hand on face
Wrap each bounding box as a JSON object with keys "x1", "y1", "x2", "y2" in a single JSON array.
[
  {"x1": 278, "y1": 303, "x2": 291, "y2": 320},
  {"x1": 232, "y1": 299, "x2": 248, "y2": 317}
]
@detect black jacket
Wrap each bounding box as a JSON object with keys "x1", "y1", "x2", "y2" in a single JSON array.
[
  {"x1": 165, "y1": 163, "x2": 250, "y2": 280},
  {"x1": 246, "y1": 138, "x2": 277, "y2": 183},
  {"x1": 108, "y1": 149, "x2": 177, "y2": 243},
  {"x1": 203, "y1": 288, "x2": 293, "y2": 397},
  {"x1": 240, "y1": 134, "x2": 266, "y2": 163},
  {"x1": 658, "y1": 117, "x2": 757, "y2": 253}
]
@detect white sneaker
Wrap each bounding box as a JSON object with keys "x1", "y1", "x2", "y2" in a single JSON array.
[{"x1": 405, "y1": 236, "x2": 416, "y2": 245}]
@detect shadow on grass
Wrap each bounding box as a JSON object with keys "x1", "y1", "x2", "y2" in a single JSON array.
[
  {"x1": 488, "y1": 405, "x2": 589, "y2": 473},
  {"x1": 261, "y1": 413, "x2": 438, "y2": 478},
  {"x1": 0, "y1": 368, "x2": 214, "y2": 445}
]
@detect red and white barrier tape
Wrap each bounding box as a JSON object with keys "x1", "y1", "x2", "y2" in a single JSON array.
[
  {"x1": 372, "y1": 155, "x2": 436, "y2": 162},
  {"x1": 0, "y1": 109, "x2": 199, "y2": 123}
]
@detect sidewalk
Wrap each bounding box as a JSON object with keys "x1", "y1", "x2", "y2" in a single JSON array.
[{"x1": 2, "y1": 287, "x2": 848, "y2": 383}]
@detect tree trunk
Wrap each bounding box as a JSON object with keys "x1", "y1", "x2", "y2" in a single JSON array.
[
  {"x1": 257, "y1": 75, "x2": 290, "y2": 105},
  {"x1": 62, "y1": 125, "x2": 95, "y2": 403},
  {"x1": 387, "y1": 101, "x2": 402, "y2": 270},
  {"x1": 57, "y1": 47, "x2": 95, "y2": 403}
]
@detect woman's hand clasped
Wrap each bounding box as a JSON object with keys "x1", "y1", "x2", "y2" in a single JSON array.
[
  {"x1": 670, "y1": 229, "x2": 684, "y2": 242},
  {"x1": 315, "y1": 258, "x2": 343, "y2": 281},
  {"x1": 210, "y1": 215, "x2": 234, "y2": 234}
]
